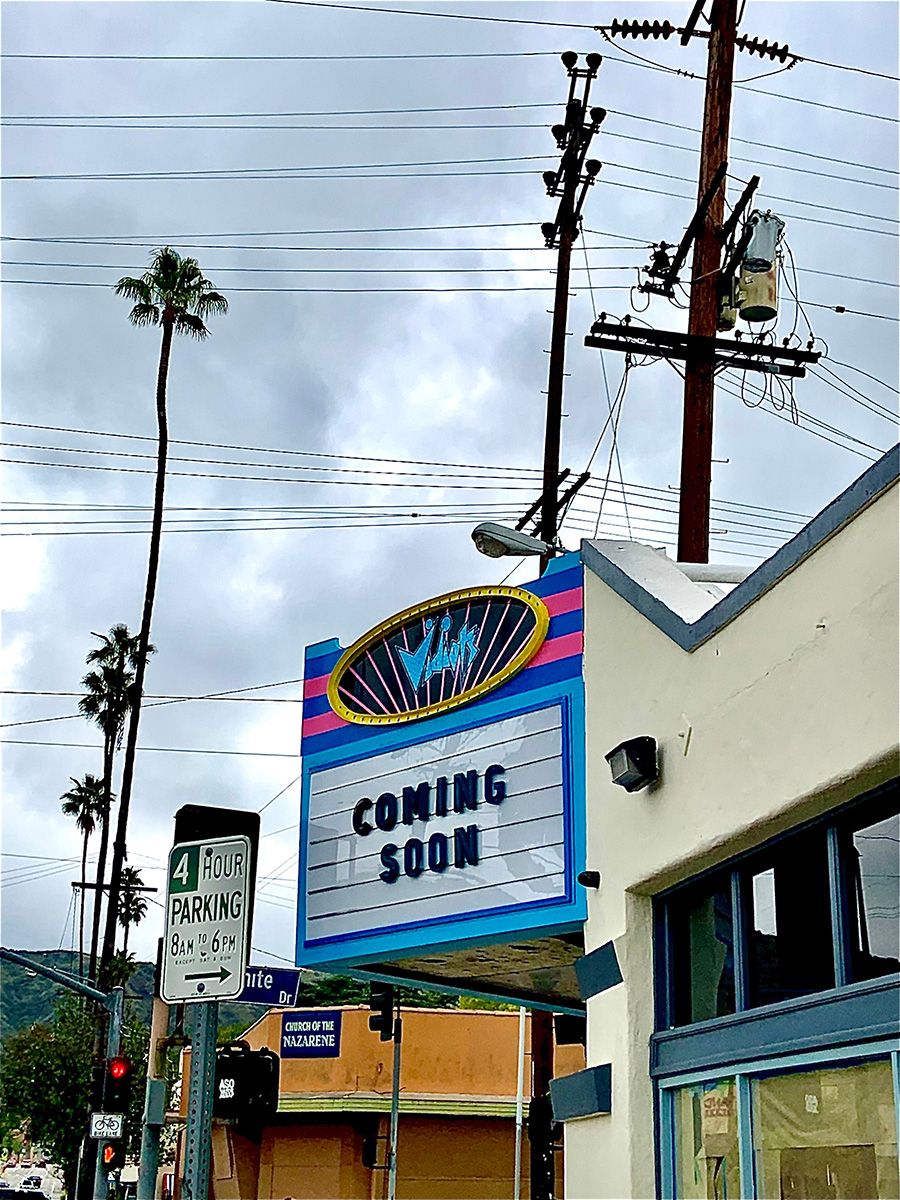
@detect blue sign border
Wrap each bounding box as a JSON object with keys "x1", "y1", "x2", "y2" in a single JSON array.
[{"x1": 295, "y1": 675, "x2": 586, "y2": 970}]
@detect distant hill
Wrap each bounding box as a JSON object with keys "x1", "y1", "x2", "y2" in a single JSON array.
[
  {"x1": 0, "y1": 950, "x2": 266, "y2": 1040},
  {"x1": 0, "y1": 950, "x2": 459, "y2": 1042}
]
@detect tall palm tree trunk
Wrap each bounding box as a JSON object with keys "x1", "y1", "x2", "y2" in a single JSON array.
[
  {"x1": 78, "y1": 830, "x2": 89, "y2": 978},
  {"x1": 99, "y1": 316, "x2": 172, "y2": 986},
  {"x1": 88, "y1": 735, "x2": 114, "y2": 982}
]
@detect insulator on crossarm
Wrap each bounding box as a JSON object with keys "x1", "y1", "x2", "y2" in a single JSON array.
[
  {"x1": 543, "y1": 170, "x2": 558, "y2": 192},
  {"x1": 551, "y1": 123, "x2": 567, "y2": 147},
  {"x1": 561, "y1": 50, "x2": 579, "y2": 70},
  {"x1": 585, "y1": 52, "x2": 603, "y2": 72}
]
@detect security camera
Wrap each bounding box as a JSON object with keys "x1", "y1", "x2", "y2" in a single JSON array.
[{"x1": 471, "y1": 522, "x2": 552, "y2": 559}]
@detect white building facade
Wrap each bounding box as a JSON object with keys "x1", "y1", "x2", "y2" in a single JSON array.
[{"x1": 558, "y1": 447, "x2": 899, "y2": 1198}]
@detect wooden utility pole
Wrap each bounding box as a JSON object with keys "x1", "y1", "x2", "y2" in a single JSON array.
[{"x1": 677, "y1": 0, "x2": 738, "y2": 562}]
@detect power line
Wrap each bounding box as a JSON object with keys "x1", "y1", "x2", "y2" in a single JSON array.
[
  {"x1": 0, "y1": 258, "x2": 640, "y2": 276},
  {"x1": 261, "y1": 0, "x2": 598, "y2": 29},
  {"x1": 2, "y1": 738, "x2": 299, "y2": 757},
  {"x1": 2, "y1": 50, "x2": 559, "y2": 61}
]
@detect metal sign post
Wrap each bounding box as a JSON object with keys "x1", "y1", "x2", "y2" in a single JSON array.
[
  {"x1": 93, "y1": 986, "x2": 124, "y2": 1200},
  {"x1": 387, "y1": 1008, "x2": 402, "y2": 1200},
  {"x1": 183, "y1": 1000, "x2": 218, "y2": 1200}
]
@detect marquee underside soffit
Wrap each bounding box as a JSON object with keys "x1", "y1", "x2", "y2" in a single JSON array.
[{"x1": 362, "y1": 932, "x2": 584, "y2": 1010}]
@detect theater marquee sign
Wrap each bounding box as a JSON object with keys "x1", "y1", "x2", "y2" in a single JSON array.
[{"x1": 296, "y1": 566, "x2": 586, "y2": 1002}]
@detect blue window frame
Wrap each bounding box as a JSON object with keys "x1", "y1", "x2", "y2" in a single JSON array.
[{"x1": 653, "y1": 781, "x2": 900, "y2": 1198}]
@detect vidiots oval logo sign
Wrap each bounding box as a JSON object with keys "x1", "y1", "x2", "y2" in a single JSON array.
[{"x1": 327, "y1": 586, "x2": 549, "y2": 725}]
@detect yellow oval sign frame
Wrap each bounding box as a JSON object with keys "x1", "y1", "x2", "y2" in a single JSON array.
[{"x1": 327, "y1": 584, "x2": 550, "y2": 726}]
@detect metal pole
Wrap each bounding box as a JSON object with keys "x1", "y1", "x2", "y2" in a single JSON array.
[
  {"x1": 677, "y1": 0, "x2": 738, "y2": 562},
  {"x1": 137, "y1": 996, "x2": 169, "y2": 1200},
  {"x1": 529, "y1": 1009, "x2": 555, "y2": 1200},
  {"x1": 93, "y1": 986, "x2": 124, "y2": 1200},
  {"x1": 538, "y1": 177, "x2": 577, "y2": 574},
  {"x1": 182, "y1": 1002, "x2": 217, "y2": 1200},
  {"x1": 0, "y1": 947, "x2": 106, "y2": 1004},
  {"x1": 387, "y1": 1011, "x2": 402, "y2": 1200},
  {"x1": 514, "y1": 1006, "x2": 527, "y2": 1200}
]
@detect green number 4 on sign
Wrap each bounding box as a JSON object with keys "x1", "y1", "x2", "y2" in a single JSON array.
[{"x1": 170, "y1": 845, "x2": 199, "y2": 893}]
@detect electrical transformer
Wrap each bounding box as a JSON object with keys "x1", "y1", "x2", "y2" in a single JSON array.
[
  {"x1": 739, "y1": 266, "x2": 779, "y2": 322},
  {"x1": 744, "y1": 210, "x2": 785, "y2": 272}
]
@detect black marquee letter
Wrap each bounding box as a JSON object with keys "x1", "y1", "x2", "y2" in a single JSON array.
[
  {"x1": 453, "y1": 770, "x2": 479, "y2": 813},
  {"x1": 375, "y1": 792, "x2": 398, "y2": 832},
  {"x1": 454, "y1": 824, "x2": 479, "y2": 868},
  {"x1": 352, "y1": 797, "x2": 373, "y2": 835},
  {"x1": 427, "y1": 832, "x2": 449, "y2": 873},
  {"x1": 484, "y1": 765, "x2": 506, "y2": 805},
  {"x1": 404, "y1": 839, "x2": 425, "y2": 879},
  {"x1": 379, "y1": 843, "x2": 399, "y2": 883},
  {"x1": 402, "y1": 781, "x2": 430, "y2": 825},
  {"x1": 434, "y1": 776, "x2": 449, "y2": 817}
]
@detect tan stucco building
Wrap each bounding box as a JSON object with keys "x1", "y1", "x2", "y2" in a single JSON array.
[{"x1": 178, "y1": 1005, "x2": 584, "y2": 1199}]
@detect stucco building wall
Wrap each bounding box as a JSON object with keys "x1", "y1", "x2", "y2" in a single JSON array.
[{"x1": 564, "y1": 477, "x2": 899, "y2": 1198}]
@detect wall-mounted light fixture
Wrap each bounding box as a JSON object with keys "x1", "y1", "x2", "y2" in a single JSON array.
[
  {"x1": 577, "y1": 870, "x2": 601, "y2": 889},
  {"x1": 605, "y1": 736, "x2": 659, "y2": 792}
]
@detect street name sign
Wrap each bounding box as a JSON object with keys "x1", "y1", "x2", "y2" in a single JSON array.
[
  {"x1": 90, "y1": 1112, "x2": 124, "y2": 1138},
  {"x1": 237, "y1": 965, "x2": 303, "y2": 1006},
  {"x1": 161, "y1": 835, "x2": 252, "y2": 1003}
]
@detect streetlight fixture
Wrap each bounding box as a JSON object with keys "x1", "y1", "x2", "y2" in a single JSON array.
[{"x1": 471, "y1": 522, "x2": 552, "y2": 559}]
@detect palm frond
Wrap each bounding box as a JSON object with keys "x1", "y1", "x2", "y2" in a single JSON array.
[
  {"x1": 195, "y1": 290, "x2": 229, "y2": 318},
  {"x1": 129, "y1": 302, "x2": 161, "y2": 328},
  {"x1": 174, "y1": 311, "x2": 210, "y2": 340},
  {"x1": 114, "y1": 276, "x2": 153, "y2": 304}
]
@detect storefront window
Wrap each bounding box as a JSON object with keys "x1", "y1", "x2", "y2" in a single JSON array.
[
  {"x1": 847, "y1": 811, "x2": 900, "y2": 982},
  {"x1": 752, "y1": 1058, "x2": 899, "y2": 1199},
  {"x1": 670, "y1": 875, "x2": 735, "y2": 1026},
  {"x1": 673, "y1": 1078, "x2": 741, "y2": 1199},
  {"x1": 747, "y1": 828, "x2": 834, "y2": 1008}
]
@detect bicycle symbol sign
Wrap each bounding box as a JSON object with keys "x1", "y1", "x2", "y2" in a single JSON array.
[{"x1": 90, "y1": 1111, "x2": 124, "y2": 1138}]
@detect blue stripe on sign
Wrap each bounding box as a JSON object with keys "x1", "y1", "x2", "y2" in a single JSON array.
[{"x1": 302, "y1": 652, "x2": 582, "y2": 756}]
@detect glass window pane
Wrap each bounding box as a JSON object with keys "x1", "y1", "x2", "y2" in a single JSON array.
[
  {"x1": 673, "y1": 1078, "x2": 740, "y2": 1199},
  {"x1": 670, "y1": 876, "x2": 735, "y2": 1026},
  {"x1": 848, "y1": 811, "x2": 900, "y2": 982},
  {"x1": 752, "y1": 1058, "x2": 899, "y2": 1199},
  {"x1": 747, "y1": 829, "x2": 834, "y2": 1008}
]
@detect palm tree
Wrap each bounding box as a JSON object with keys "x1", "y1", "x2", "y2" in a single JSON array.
[
  {"x1": 60, "y1": 775, "x2": 105, "y2": 978},
  {"x1": 78, "y1": 624, "x2": 146, "y2": 982},
  {"x1": 100, "y1": 248, "x2": 228, "y2": 986},
  {"x1": 117, "y1": 866, "x2": 148, "y2": 957}
]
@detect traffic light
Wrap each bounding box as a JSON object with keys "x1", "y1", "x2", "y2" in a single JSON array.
[
  {"x1": 214, "y1": 1042, "x2": 280, "y2": 1144},
  {"x1": 90, "y1": 1061, "x2": 106, "y2": 1110},
  {"x1": 100, "y1": 1141, "x2": 126, "y2": 1171},
  {"x1": 368, "y1": 982, "x2": 395, "y2": 1041},
  {"x1": 104, "y1": 1056, "x2": 134, "y2": 1112}
]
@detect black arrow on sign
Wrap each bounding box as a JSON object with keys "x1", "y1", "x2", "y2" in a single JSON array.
[{"x1": 185, "y1": 967, "x2": 232, "y2": 982}]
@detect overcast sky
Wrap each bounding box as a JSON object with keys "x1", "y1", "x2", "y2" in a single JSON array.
[{"x1": 1, "y1": 0, "x2": 897, "y2": 970}]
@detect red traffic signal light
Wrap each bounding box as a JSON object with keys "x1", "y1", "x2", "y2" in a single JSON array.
[
  {"x1": 101, "y1": 1141, "x2": 125, "y2": 1171},
  {"x1": 104, "y1": 1056, "x2": 134, "y2": 1111}
]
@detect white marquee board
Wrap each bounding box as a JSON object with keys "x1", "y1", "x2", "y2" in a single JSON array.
[{"x1": 303, "y1": 704, "x2": 567, "y2": 947}]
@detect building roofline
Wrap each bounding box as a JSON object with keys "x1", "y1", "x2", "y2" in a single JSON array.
[{"x1": 581, "y1": 444, "x2": 899, "y2": 651}]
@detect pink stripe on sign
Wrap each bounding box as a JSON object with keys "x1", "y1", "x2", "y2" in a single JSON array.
[
  {"x1": 303, "y1": 673, "x2": 330, "y2": 699},
  {"x1": 543, "y1": 586, "x2": 583, "y2": 617},
  {"x1": 302, "y1": 709, "x2": 348, "y2": 738},
  {"x1": 525, "y1": 629, "x2": 583, "y2": 670}
]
